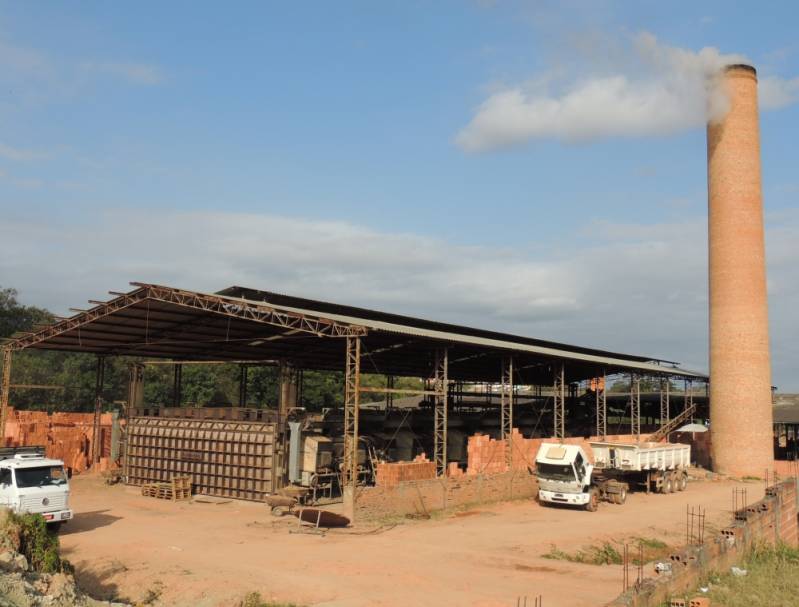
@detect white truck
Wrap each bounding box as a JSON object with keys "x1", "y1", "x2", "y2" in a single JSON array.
[
  {"x1": 535, "y1": 440, "x2": 691, "y2": 512},
  {"x1": 0, "y1": 447, "x2": 73, "y2": 530}
]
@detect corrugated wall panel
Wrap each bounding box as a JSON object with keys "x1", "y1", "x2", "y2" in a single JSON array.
[{"x1": 125, "y1": 417, "x2": 277, "y2": 501}]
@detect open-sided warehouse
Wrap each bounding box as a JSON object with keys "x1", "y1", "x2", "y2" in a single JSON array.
[{"x1": 0, "y1": 282, "x2": 707, "y2": 518}]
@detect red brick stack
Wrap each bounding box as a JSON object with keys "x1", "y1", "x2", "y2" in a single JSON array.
[
  {"x1": 3, "y1": 408, "x2": 116, "y2": 474},
  {"x1": 375, "y1": 453, "x2": 437, "y2": 487}
]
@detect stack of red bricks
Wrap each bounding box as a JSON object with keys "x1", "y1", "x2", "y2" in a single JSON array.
[
  {"x1": 375, "y1": 453, "x2": 437, "y2": 488},
  {"x1": 3, "y1": 408, "x2": 116, "y2": 474},
  {"x1": 466, "y1": 430, "x2": 538, "y2": 475}
]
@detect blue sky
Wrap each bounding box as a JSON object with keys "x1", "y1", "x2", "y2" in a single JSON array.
[{"x1": 1, "y1": 1, "x2": 798, "y2": 388}]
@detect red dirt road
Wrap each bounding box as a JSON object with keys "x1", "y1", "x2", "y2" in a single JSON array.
[{"x1": 59, "y1": 476, "x2": 764, "y2": 607}]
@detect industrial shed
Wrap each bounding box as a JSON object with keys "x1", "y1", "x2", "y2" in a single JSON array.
[{"x1": 0, "y1": 282, "x2": 707, "y2": 518}]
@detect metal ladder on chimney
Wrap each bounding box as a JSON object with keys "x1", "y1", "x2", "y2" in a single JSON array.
[{"x1": 647, "y1": 402, "x2": 697, "y2": 443}]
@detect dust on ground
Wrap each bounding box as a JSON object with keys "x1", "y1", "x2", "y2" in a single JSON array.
[{"x1": 59, "y1": 475, "x2": 765, "y2": 607}]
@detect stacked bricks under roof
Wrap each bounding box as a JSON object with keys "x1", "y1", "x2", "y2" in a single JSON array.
[
  {"x1": 707, "y1": 64, "x2": 774, "y2": 477},
  {"x1": 3, "y1": 408, "x2": 116, "y2": 474},
  {"x1": 375, "y1": 454, "x2": 436, "y2": 487}
]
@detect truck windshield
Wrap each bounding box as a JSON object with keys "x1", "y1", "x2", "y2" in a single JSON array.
[
  {"x1": 14, "y1": 466, "x2": 67, "y2": 488},
  {"x1": 536, "y1": 463, "x2": 576, "y2": 482}
]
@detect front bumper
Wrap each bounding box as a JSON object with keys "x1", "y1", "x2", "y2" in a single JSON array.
[
  {"x1": 539, "y1": 489, "x2": 590, "y2": 506},
  {"x1": 40, "y1": 509, "x2": 73, "y2": 524}
]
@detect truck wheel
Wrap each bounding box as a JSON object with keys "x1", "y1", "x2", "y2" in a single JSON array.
[
  {"x1": 616, "y1": 487, "x2": 627, "y2": 505},
  {"x1": 677, "y1": 472, "x2": 687, "y2": 491},
  {"x1": 663, "y1": 474, "x2": 674, "y2": 494},
  {"x1": 585, "y1": 489, "x2": 599, "y2": 512}
]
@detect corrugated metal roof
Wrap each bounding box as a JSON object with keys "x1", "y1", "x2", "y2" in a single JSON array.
[{"x1": 216, "y1": 289, "x2": 707, "y2": 379}]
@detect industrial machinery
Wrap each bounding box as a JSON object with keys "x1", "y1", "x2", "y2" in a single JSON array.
[{"x1": 535, "y1": 440, "x2": 691, "y2": 511}]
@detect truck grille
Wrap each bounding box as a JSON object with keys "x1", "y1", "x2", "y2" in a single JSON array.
[{"x1": 21, "y1": 494, "x2": 67, "y2": 513}]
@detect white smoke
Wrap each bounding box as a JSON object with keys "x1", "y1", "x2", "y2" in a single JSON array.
[{"x1": 456, "y1": 32, "x2": 795, "y2": 151}]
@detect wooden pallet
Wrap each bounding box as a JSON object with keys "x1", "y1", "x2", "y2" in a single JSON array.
[{"x1": 141, "y1": 475, "x2": 192, "y2": 501}]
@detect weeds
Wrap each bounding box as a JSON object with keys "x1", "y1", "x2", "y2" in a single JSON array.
[
  {"x1": 5, "y1": 512, "x2": 70, "y2": 574},
  {"x1": 238, "y1": 591, "x2": 304, "y2": 607},
  {"x1": 543, "y1": 541, "x2": 622, "y2": 565},
  {"x1": 543, "y1": 536, "x2": 671, "y2": 566},
  {"x1": 663, "y1": 543, "x2": 799, "y2": 607}
]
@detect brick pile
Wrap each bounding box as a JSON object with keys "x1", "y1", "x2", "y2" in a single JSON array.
[
  {"x1": 3, "y1": 408, "x2": 116, "y2": 474},
  {"x1": 466, "y1": 430, "x2": 651, "y2": 476},
  {"x1": 375, "y1": 453, "x2": 436, "y2": 487}
]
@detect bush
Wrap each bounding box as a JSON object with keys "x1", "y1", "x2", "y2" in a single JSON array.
[{"x1": 6, "y1": 512, "x2": 70, "y2": 574}]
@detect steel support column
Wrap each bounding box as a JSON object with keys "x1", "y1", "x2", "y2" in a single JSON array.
[
  {"x1": 500, "y1": 356, "x2": 514, "y2": 467},
  {"x1": 433, "y1": 348, "x2": 449, "y2": 477},
  {"x1": 173, "y1": 363, "x2": 182, "y2": 407},
  {"x1": 91, "y1": 356, "x2": 106, "y2": 464},
  {"x1": 386, "y1": 375, "x2": 395, "y2": 413},
  {"x1": 238, "y1": 365, "x2": 248, "y2": 407},
  {"x1": 684, "y1": 379, "x2": 694, "y2": 414},
  {"x1": 0, "y1": 347, "x2": 12, "y2": 442},
  {"x1": 630, "y1": 374, "x2": 641, "y2": 439},
  {"x1": 659, "y1": 376, "x2": 670, "y2": 428},
  {"x1": 596, "y1": 373, "x2": 607, "y2": 439},
  {"x1": 343, "y1": 336, "x2": 361, "y2": 488},
  {"x1": 553, "y1": 362, "x2": 565, "y2": 439}
]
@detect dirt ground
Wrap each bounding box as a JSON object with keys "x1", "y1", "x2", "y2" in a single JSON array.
[{"x1": 58, "y1": 475, "x2": 765, "y2": 607}]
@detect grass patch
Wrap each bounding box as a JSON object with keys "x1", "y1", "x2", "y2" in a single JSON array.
[
  {"x1": 543, "y1": 541, "x2": 623, "y2": 565},
  {"x1": 238, "y1": 591, "x2": 305, "y2": 607},
  {"x1": 699, "y1": 543, "x2": 799, "y2": 607},
  {"x1": 543, "y1": 537, "x2": 672, "y2": 567}
]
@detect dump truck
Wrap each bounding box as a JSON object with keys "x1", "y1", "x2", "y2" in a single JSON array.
[
  {"x1": 0, "y1": 447, "x2": 72, "y2": 529},
  {"x1": 535, "y1": 440, "x2": 691, "y2": 512}
]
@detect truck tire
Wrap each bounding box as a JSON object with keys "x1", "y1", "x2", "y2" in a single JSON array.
[
  {"x1": 616, "y1": 486, "x2": 627, "y2": 505},
  {"x1": 585, "y1": 488, "x2": 599, "y2": 512},
  {"x1": 677, "y1": 472, "x2": 687, "y2": 491},
  {"x1": 663, "y1": 474, "x2": 674, "y2": 494}
]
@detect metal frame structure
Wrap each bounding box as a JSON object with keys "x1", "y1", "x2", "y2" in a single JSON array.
[
  {"x1": 343, "y1": 336, "x2": 361, "y2": 488},
  {"x1": 553, "y1": 362, "x2": 565, "y2": 439},
  {"x1": 173, "y1": 363, "x2": 182, "y2": 407},
  {"x1": 0, "y1": 347, "x2": 12, "y2": 445},
  {"x1": 660, "y1": 376, "x2": 670, "y2": 427},
  {"x1": 432, "y1": 348, "x2": 449, "y2": 477},
  {"x1": 91, "y1": 356, "x2": 106, "y2": 463},
  {"x1": 630, "y1": 373, "x2": 641, "y2": 439},
  {"x1": 500, "y1": 356, "x2": 514, "y2": 467},
  {"x1": 595, "y1": 372, "x2": 607, "y2": 439}
]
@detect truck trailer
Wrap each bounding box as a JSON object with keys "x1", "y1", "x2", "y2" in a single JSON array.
[{"x1": 535, "y1": 440, "x2": 691, "y2": 511}]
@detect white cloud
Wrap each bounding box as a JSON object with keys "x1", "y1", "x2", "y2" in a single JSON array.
[
  {"x1": 0, "y1": 143, "x2": 48, "y2": 161},
  {"x1": 456, "y1": 32, "x2": 798, "y2": 151},
  {"x1": 80, "y1": 62, "x2": 164, "y2": 86},
  {"x1": 0, "y1": 207, "x2": 797, "y2": 387}
]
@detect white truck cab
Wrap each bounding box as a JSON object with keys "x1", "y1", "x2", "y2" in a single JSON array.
[
  {"x1": 0, "y1": 447, "x2": 73, "y2": 529},
  {"x1": 535, "y1": 443, "x2": 597, "y2": 509}
]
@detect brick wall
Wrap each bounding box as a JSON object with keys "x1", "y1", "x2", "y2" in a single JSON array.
[
  {"x1": 606, "y1": 479, "x2": 799, "y2": 607},
  {"x1": 354, "y1": 470, "x2": 538, "y2": 520},
  {"x1": 375, "y1": 454, "x2": 436, "y2": 487}
]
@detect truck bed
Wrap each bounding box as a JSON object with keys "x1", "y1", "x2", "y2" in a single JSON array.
[{"x1": 590, "y1": 441, "x2": 690, "y2": 472}]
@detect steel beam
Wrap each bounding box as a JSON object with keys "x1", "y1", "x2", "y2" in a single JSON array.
[
  {"x1": 500, "y1": 356, "x2": 514, "y2": 467},
  {"x1": 630, "y1": 374, "x2": 641, "y2": 439},
  {"x1": 595, "y1": 373, "x2": 607, "y2": 439},
  {"x1": 91, "y1": 356, "x2": 106, "y2": 464},
  {"x1": 173, "y1": 363, "x2": 183, "y2": 407},
  {"x1": 553, "y1": 362, "x2": 565, "y2": 439},
  {"x1": 684, "y1": 378, "x2": 694, "y2": 413},
  {"x1": 659, "y1": 376, "x2": 670, "y2": 428},
  {"x1": 238, "y1": 364, "x2": 248, "y2": 407},
  {"x1": 0, "y1": 347, "x2": 12, "y2": 441},
  {"x1": 386, "y1": 375, "x2": 395, "y2": 412},
  {"x1": 343, "y1": 336, "x2": 361, "y2": 488},
  {"x1": 433, "y1": 348, "x2": 449, "y2": 476},
  {"x1": 5, "y1": 284, "x2": 367, "y2": 352}
]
